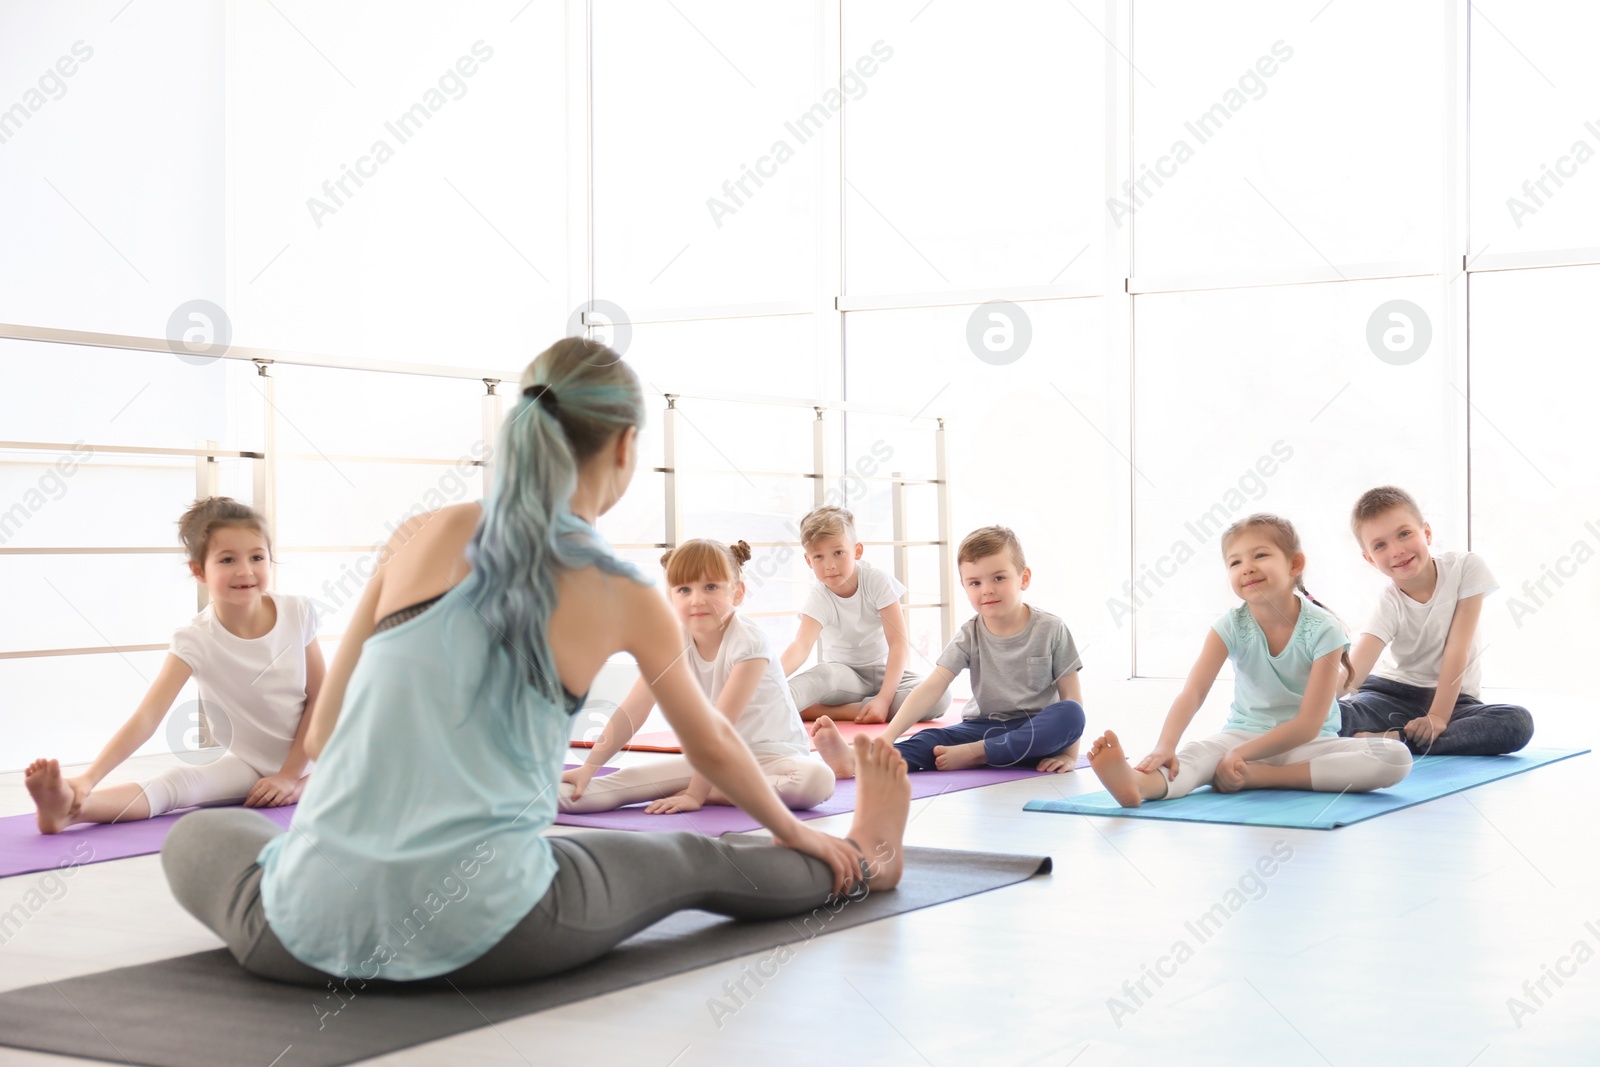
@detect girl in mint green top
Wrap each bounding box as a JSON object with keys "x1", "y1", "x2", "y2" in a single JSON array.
[
  {"x1": 160, "y1": 338, "x2": 909, "y2": 990},
  {"x1": 1083, "y1": 513, "x2": 1412, "y2": 807}
]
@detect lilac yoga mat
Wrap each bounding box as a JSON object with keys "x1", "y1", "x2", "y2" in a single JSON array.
[
  {"x1": 0, "y1": 756, "x2": 1081, "y2": 876},
  {"x1": 0, "y1": 805, "x2": 296, "y2": 879},
  {"x1": 553, "y1": 759, "x2": 1084, "y2": 834}
]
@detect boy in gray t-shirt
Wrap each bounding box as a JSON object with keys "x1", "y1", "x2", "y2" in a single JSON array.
[{"x1": 812, "y1": 526, "x2": 1087, "y2": 775}]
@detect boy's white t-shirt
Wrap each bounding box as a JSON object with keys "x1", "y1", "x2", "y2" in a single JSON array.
[
  {"x1": 168, "y1": 592, "x2": 320, "y2": 774},
  {"x1": 799, "y1": 560, "x2": 905, "y2": 670},
  {"x1": 1362, "y1": 550, "x2": 1496, "y2": 697},
  {"x1": 687, "y1": 614, "x2": 810, "y2": 758}
]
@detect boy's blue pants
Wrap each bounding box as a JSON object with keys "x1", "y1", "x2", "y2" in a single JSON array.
[{"x1": 894, "y1": 700, "x2": 1085, "y2": 772}]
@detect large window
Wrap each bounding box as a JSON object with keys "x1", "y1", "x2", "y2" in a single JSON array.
[
  {"x1": 1131, "y1": 0, "x2": 1445, "y2": 279},
  {"x1": 1131, "y1": 280, "x2": 1456, "y2": 676},
  {"x1": 5, "y1": 1, "x2": 1596, "y2": 769}
]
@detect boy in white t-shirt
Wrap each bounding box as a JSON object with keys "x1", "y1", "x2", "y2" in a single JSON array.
[
  {"x1": 1339, "y1": 486, "x2": 1533, "y2": 756},
  {"x1": 780, "y1": 506, "x2": 950, "y2": 724}
]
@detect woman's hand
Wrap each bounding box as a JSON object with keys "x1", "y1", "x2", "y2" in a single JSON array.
[
  {"x1": 1212, "y1": 751, "x2": 1248, "y2": 794},
  {"x1": 245, "y1": 772, "x2": 305, "y2": 808},
  {"x1": 561, "y1": 764, "x2": 598, "y2": 801},
  {"x1": 1134, "y1": 746, "x2": 1178, "y2": 780},
  {"x1": 772, "y1": 823, "x2": 864, "y2": 897},
  {"x1": 644, "y1": 793, "x2": 703, "y2": 815}
]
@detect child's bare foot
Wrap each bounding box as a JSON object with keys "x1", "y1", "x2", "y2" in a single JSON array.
[
  {"x1": 811, "y1": 717, "x2": 857, "y2": 778},
  {"x1": 1353, "y1": 729, "x2": 1405, "y2": 742},
  {"x1": 26, "y1": 759, "x2": 79, "y2": 835},
  {"x1": 845, "y1": 735, "x2": 911, "y2": 891},
  {"x1": 932, "y1": 740, "x2": 987, "y2": 771},
  {"x1": 1087, "y1": 731, "x2": 1158, "y2": 808}
]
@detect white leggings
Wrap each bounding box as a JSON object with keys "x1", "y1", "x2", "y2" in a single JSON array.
[
  {"x1": 558, "y1": 753, "x2": 835, "y2": 814},
  {"x1": 1162, "y1": 730, "x2": 1412, "y2": 800},
  {"x1": 140, "y1": 754, "x2": 265, "y2": 817}
]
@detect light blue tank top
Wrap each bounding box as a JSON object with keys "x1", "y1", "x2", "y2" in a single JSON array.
[{"x1": 255, "y1": 588, "x2": 579, "y2": 981}]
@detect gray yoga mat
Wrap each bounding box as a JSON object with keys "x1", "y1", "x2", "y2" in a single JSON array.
[{"x1": 0, "y1": 845, "x2": 1049, "y2": 1067}]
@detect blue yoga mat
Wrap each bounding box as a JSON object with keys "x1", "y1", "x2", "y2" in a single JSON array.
[{"x1": 1023, "y1": 747, "x2": 1589, "y2": 829}]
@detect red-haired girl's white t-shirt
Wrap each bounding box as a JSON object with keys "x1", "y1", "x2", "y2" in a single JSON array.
[
  {"x1": 685, "y1": 613, "x2": 810, "y2": 758},
  {"x1": 168, "y1": 592, "x2": 320, "y2": 775}
]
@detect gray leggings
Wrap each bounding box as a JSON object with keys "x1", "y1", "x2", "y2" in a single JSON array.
[{"x1": 161, "y1": 808, "x2": 841, "y2": 988}]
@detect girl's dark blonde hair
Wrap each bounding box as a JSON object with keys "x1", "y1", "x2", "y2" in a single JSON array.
[
  {"x1": 661, "y1": 539, "x2": 752, "y2": 587},
  {"x1": 1221, "y1": 512, "x2": 1354, "y2": 692},
  {"x1": 177, "y1": 497, "x2": 272, "y2": 573}
]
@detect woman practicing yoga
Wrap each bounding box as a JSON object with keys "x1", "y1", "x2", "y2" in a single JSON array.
[{"x1": 160, "y1": 337, "x2": 911, "y2": 987}]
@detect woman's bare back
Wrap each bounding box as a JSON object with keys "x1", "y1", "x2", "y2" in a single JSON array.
[{"x1": 373, "y1": 503, "x2": 630, "y2": 698}]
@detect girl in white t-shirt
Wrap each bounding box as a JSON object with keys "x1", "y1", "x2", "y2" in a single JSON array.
[
  {"x1": 560, "y1": 539, "x2": 834, "y2": 814},
  {"x1": 25, "y1": 497, "x2": 324, "y2": 834}
]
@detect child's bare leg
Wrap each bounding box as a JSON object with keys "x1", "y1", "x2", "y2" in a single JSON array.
[
  {"x1": 844, "y1": 735, "x2": 910, "y2": 891},
  {"x1": 801, "y1": 702, "x2": 861, "y2": 723},
  {"x1": 1236, "y1": 761, "x2": 1313, "y2": 791},
  {"x1": 27, "y1": 759, "x2": 151, "y2": 833},
  {"x1": 1086, "y1": 731, "x2": 1168, "y2": 807},
  {"x1": 933, "y1": 740, "x2": 987, "y2": 771},
  {"x1": 811, "y1": 717, "x2": 856, "y2": 778}
]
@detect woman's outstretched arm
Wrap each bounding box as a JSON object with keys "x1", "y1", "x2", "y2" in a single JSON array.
[{"x1": 620, "y1": 582, "x2": 860, "y2": 893}]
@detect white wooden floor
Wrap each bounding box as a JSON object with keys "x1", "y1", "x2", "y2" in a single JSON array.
[{"x1": 1, "y1": 679, "x2": 1594, "y2": 1066}]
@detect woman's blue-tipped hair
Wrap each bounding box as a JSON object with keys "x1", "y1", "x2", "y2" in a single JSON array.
[{"x1": 461, "y1": 338, "x2": 648, "y2": 731}]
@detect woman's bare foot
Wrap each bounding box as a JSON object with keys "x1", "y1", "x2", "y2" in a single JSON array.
[
  {"x1": 932, "y1": 739, "x2": 987, "y2": 771},
  {"x1": 811, "y1": 717, "x2": 857, "y2": 779},
  {"x1": 26, "y1": 759, "x2": 80, "y2": 835},
  {"x1": 1087, "y1": 731, "x2": 1162, "y2": 808},
  {"x1": 845, "y1": 735, "x2": 911, "y2": 891}
]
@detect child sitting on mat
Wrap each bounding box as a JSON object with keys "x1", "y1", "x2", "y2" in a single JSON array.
[
  {"x1": 1338, "y1": 486, "x2": 1533, "y2": 755},
  {"x1": 780, "y1": 504, "x2": 950, "y2": 724},
  {"x1": 560, "y1": 538, "x2": 834, "y2": 814},
  {"x1": 812, "y1": 525, "x2": 1085, "y2": 776},
  {"x1": 1084, "y1": 512, "x2": 1413, "y2": 806},
  {"x1": 25, "y1": 496, "x2": 323, "y2": 833}
]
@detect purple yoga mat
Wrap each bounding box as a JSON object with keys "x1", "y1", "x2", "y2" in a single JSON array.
[
  {"x1": 0, "y1": 756, "x2": 1083, "y2": 878},
  {"x1": 553, "y1": 759, "x2": 1084, "y2": 835},
  {"x1": 0, "y1": 805, "x2": 296, "y2": 879}
]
